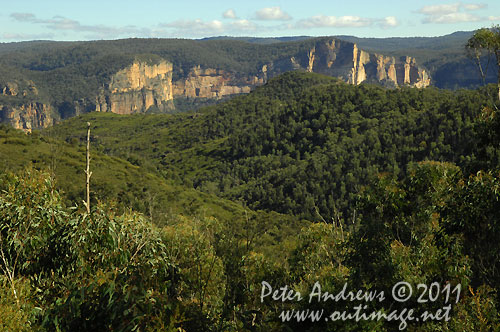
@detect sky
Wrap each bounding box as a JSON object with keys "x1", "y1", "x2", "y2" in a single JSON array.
[{"x1": 1, "y1": 0, "x2": 499, "y2": 42}]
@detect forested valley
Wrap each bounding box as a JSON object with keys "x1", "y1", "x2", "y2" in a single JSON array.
[{"x1": 1, "y1": 68, "x2": 500, "y2": 331}]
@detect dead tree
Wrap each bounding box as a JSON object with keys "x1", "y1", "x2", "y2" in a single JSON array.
[{"x1": 84, "y1": 122, "x2": 92, "y2": 215}]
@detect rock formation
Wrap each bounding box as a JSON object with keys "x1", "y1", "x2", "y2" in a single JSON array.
[
  {"x1": 1, "y1": 82, "x2": 18, "y2": 96},
  {"x1": 0, "y1": 102, "x2": 53, "y2": 132},
  {"x1": 277, "y1": 39, "x2": 430, "y2": 88},
  {"x1": 172, "y1": 66, "x2": 264, "y2": 99},
  {"x1": 0, "y1": 38, "x2": 432, "y2": 131},
  {"x1": 95, "y1": 60, "x2": 174, "y2": 114},
  {"x1": 0, "y1": 80, "x2": 53, "y2": 132}
]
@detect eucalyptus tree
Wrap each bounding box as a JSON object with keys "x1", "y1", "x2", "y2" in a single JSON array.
[{"x1": 466, "y1": 25, "x2": 500, "y2": 102}]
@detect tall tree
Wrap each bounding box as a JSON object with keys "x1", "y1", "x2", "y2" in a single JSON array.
[{"x1": 466, "y1": 25, "x2": 500, "y2": 102}]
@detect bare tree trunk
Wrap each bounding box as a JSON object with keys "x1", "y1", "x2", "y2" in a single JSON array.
[{"x1": 85, "y1": 122, "x2": 92, "y2": 215}]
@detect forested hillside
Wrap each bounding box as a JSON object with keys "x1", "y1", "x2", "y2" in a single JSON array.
[
  {"x1": 51, "y1": 72, "x2": 496, "y2": 220},
  {"x1": 2, "y1": 70, "x2": 500, "y2": 331}
]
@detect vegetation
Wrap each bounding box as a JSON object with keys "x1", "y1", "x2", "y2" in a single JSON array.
[
  {"x1": 1, "y1": 55, "x2": 500, "y2": 330},
  {"x1": 466, "y1": 25, "x2": 500, "y2": 100},
  {"x1": 0, "y1": 123, "x2": 304, "y2": 257},
  {"x1": 50, "y1": 71, "x2": 495, "y2": 221}
]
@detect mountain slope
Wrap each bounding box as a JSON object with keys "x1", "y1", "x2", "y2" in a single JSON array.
[
  {"x1": 47, "y1": 71, "x2": 497, "y2": 221},
  {"x1": 0, "y1": 123, "x2": 305, "y2": 255}
]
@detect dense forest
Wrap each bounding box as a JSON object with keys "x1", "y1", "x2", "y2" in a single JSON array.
[
  {"x1": 49, "y1": 72, "x2": 496, "y2": 220},
  {"x1": 1, "y1": 64, "x2": 500, "y2": 330}
]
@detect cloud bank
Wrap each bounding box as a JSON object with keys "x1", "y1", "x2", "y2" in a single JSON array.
[
  {"x1": 417, "y1": 2, "x2": 493, "y2": 24},
  {"x1": 10, "y1": 13, "x2": 152, "y2": 39}
]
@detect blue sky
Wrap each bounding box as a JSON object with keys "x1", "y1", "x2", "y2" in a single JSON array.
[{"x1": 1, "y1": 0, "x2": 499, "y2": 42}]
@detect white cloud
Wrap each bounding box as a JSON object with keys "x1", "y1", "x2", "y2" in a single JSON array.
[
  {"x1": 380, "y1": 16, "x2": 399, "y2": 28},
  {"x1": 423, "y1": 12, "x2": 482, "y2": 23},
  {"x1": 297, "y1": 15, "x2": 372, "y2": 28},
  {"x1": 10, "y1": 13, "x2": 38, "y2": 22},
  {"x1": 10, "y1": 12, "x2": 152, "y2": 38},
  {"x1": 223, "y1": 9, "x2": 237, "y2": 19},
  {"x1": 417, "y1": 2, "x2": 491, "y2": 24},
  {"x1": 255, "y1": 7, "x2": 292, "y2": 21},
  {"x1": 230, "y1": 19, "x2": 257, "y2": 31},
  {"x1": 162, "y1": 19, "x2": 224, "y2": 36},
  {"x1": 418, "y1": 3, "x2": 461, "y2": 15},
  {"x1": 488, "y1": 15, "x2": 500, "y2": 20},
  {"x1": 463, "y1": 3, "x2": 487, "y2": 10},
  {"x1": 160, "y1": 19, "x2": 265, "y2": 37}
]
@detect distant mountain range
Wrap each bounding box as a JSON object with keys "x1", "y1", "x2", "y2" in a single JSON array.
[{"x1": 0, "y1": 31, "x2": 497, "y2": 131}]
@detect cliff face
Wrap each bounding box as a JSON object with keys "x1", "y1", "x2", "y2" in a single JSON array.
[
  {"x1": 95, "y1": 60, "x2": 174, "y2": 114},
  {"x1": 1, "y1": 82, "x2": 19, "y2": 96},
  {"x1": 169, "y1": 39, "x2": 430, "y2": 102},
  {"x1": 0, "y1": 80, "x2": 52, "y2": 132},
  {"x1": 276, "y1": 39, "x2": 430, "y2": 88},
  {"x1": 172, "y1": 66, "x2": 264, "y2": 99},
  {"x1": 0, "y1": 102, "x2": 53, "y2": 132}
]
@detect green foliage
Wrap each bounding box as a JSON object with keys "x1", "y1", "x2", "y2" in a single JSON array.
[
  {"x1": 449, "y1": 285, "x2": 500, "y2": 331},
  {"x1": 0, "y1": 276, "x2": 36, "y2": 332},
  {"x1": 3, "y1": 68, "x2": 500, "y2": 330},
  {"x1": 350, "y1": 162, "x2": 470, "y2": 287},
  {"x1": 0, "y1": 122, "x2": 303, "y2": 233},
  {"x1": 0, "y1": 168, "x2": 182, "y2": 331},
  {"x1": 466, "y1": 25, "x2": 500, "y2": 100},
  {"x1": 0, "y1": 131, "x2": 306, "y2": 330},
  {"x1": 442, "y1": 171, "x2": 500, "y2": 290},
  {"x1": 0, "y1": 169, "x2": 74, "y2": 279},
  {"x1": 49, "y1": 73, "x2": 497, "y2": 222},
  {"x1": 162, "y1": 216, "x2": 226, "y2": 328},
  {"x1": 44, "y1": 207, "x2": 179, "y2": 332},
  {"x1": 466, "y1": 26, "x2": 500, "y2": 57},
  {"x1": 289, "y1": 222, "x2": 349, "y2": 285}
]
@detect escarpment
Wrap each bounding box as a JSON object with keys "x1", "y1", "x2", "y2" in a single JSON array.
[
  {"x1": 95, "y1": 60, "x2": 174, "y2": 114},
  {"x1": 0, "y1": 37, "x2": 431, "y2": 130},
  {"x1": 274, "y1": 39, "x2": 430, "y2": 88},
  {"x1": 172, "y1": 66, "x2": 264, "y2": 99},
  {"x1": 0, "y1": 102, "x2": 53, "y2": 132},
  {"x1": 0, "y1": 80, "x2": 53, "y2": 132}
]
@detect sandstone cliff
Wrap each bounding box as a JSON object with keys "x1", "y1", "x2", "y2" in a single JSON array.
[
  {"x1": 95, "y1": 60, "x2": 174, "y2": 114},
  {"x1": 0, "y1": 80, "x2": 52, "y2": 132},
  {"x1": 268, "y1": 39, "x2": 430, "y2": 88},
  {"x1": 172, "y1": 66, "x2": 265, "y2": 99},
  {"x1": 1, "y1": 82, "x2": 19, "y2": 96},
  {"x1": 0, "y1": 102, "x2": 53, "y2": 132},
  {"x1": 169, "y1": 39, "x2": 430, "y2": 103}
]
